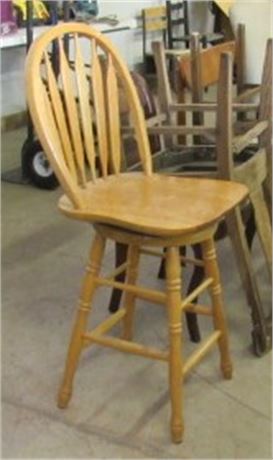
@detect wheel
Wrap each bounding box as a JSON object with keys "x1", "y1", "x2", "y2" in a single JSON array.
[{"x1": 22, "y1": 140, "x2": 59, "y2": 190}]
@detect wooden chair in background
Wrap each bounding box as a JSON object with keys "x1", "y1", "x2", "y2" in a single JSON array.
[
  {"x1": 166, "y1": 0, "x2": 224, "y2": 50},
  {"x1": 141, "y1": 5, "x2": 167, "y2": 76},
  {"x1": 26, "y1": 22, "x2": 248, "y2": 443},
  {"x1": 152, "y1": 32, "x2": 272, "y2": 355}
]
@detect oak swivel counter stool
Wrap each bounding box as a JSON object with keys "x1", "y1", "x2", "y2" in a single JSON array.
[{"x1": 26, "y1": 23, "x2": 248, "y2": 443}]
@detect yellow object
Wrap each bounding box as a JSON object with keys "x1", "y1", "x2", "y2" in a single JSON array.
[
  {"x1": 12, "y1": 0, "x2": 49, "y2": 21},
  {"x1": 214, "y1": 0, "x2": 235, "y2": 16}
]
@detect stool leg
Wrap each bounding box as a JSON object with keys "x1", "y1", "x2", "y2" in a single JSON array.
[
  {"x1": 185, "y1": 243, "x2": 203, "y2": 343},
  {"x1": 166, "y1": 246, "x2": 184, "y2": 443},
  {"x1": 108, "y1": 242, "x2": 128, "y2": 313},
  {"x1": 201, "y1": 238, "x2": 232, "y2": 379},
  {"x1": 57, "y1": 232, "x2": 106, "y2": 408},
  {"x1": 123, "y1": 245, "x2": 140, "y2": 340}
]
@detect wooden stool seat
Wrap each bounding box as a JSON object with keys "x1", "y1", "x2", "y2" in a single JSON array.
[
  {"x1": 59, "y1": 173, "x2": 247, "y2": 236},
  {"x1": 26, "y1": 22, "x2": 249, "y2": 444}
]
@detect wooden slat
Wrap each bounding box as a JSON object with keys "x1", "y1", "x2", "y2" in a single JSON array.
[
  {"x1": 40, "y1": 79, "x2": 65, "y2": 168},
  {"x1": 216, "y1": 52, "x2": 233, "y2": 179},
  {"x1": 43, "y1": 52, "x2": 77, "y2": 180},
  {"x1": 39, "y1": 77, "x2": 85, "y2": 207},
  {"x1": 169, "y1": 102, "x2": 259, "y2": 112},
  {"x1": 140, "y1": 248, "x2": 204, "y2": 267},
  {"x1": 58, "y1": 38, "x2": 86, "y2": 185},
  {"x1": 233, "y1": 148, "x2": 267, "y2": 192},
  {"x1": 250, "y1": 187, "x2": 272, "y2": 275},
  {"x1": 145, "y1": 19, "x2": 167, "y2": 32},
  {"x1": 105, "y1": 262, "x2": 128, "y2": 280},
  {"x1": 234, "y1": 86, "x2": 261, "y2": 102},
  {"x1": 147, "y1": 126, "x2": 216, "y2": 135},
  {"x1": 183, "y1": 303, "x2": 212, "y2": 316},
  {"x1": 180, "y1": 40, "x2": 236, "y2": 89},
  {"x1": 106, "y1": 54, "x2": 121, "y2": 174},
  {"x1": 235, "y1": 23, "x2": 246, "y2": 95},
  {"x1": 183, "y1": 331, "x2": 221, "y2": 376},
  {"x1": 84, "y1": 334, "x2": 169, "y2": 361},
  {"x1": 233, "y1": 120, "x2": 257, "y2": 134},
  {"x1": 165, "y1": 49, "x2": 190, "y2": 57},
  {"x1": 232, "y1": 120, "x2": 268, "y2": 154},
  {"x1": 91, "y1": 39, "x2": 108, "y2": 177},
  {"x1": 74, "y1": 34, "x2": 97, "y2": 181},
  {"x1": 180, "y1": 278, "x2": 213, "y2": 311},
  {"x1": 82, "y1": 309, "x2": 126, "y2": 347},
  {"x1": 144, "y1": 6, "x2": 166, "y2": 18},
  {"x1": 94, "y1": 277, "x2": 166, "y2": 304}
]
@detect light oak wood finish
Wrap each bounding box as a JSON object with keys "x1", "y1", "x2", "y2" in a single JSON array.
[
  {"x1": 152, "y1": 32, "x2": 272, "y2": 355},
  {"x1": 26, "y1": 23, "x2": 248, "y2": 443},
  {"x1": 142, "y1": 5, "x2": 167, "y2": 76}
]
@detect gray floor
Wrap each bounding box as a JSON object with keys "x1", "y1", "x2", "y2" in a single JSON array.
[{"x1": 1, "y1": 128, "x2": 272, "y2": 459}]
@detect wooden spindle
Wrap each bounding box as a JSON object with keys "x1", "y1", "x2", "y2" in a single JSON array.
[
  {"x1": 91, "y1": 40, "x2": 109, "y2": 177},
  {"x1": 106, "y1": 54, "x2": 121, "y2": 174},
  {"x1": 44, "y1": 51, "x2": 77, "y2": 180},
  {"x1": 74, "y1": 34, "x2": 97, "y2": 181},
  {"x1": 58, "y1": 37, "x2": 86, "y2": 185}
]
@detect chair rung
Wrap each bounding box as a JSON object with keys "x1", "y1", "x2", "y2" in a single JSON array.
[
  {"x1": 105, "y1": 262, "x2": 128, "y2": 280},
  {"x1": 82, "y1": 309, "x2": 126, "y2": 347},
  {"x1": 84, "y1": 334, "x2": 169, "y2": 362},
  {"x1": 140, "y1": 248, "x2": 204, "y2": 267},
  {"x1": 94, "y1": 277, "x2": 166, "y2": 304},
  {"x1": 183, "y1": 303, "x2": 212, "y2": 316},
  {"x1": 183, "y1": 331, "x2": 221, "y2": 377},
  {"x1": 233, "y1": 120, "x2": 268, "y2": 154},
  {"x1": 180, "y1": 278, "x2": 213, "y2": 311}
]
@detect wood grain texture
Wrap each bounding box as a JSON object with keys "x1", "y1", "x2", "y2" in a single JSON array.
[
  {"x1": 26, "y1": 22, "x2": 152, "y2": 208},
  {"x1": 26, "y1": 23, "x2": 253, "y2": 444},
  {"x1": 106, "y1": 54, "x2": 121, "y2": 174},
  {"x1": 180, "y1": 38, "x2": 236, "y2": 89},
  {"x1": 166, "y1": 246, "x2": 183, "y2": 443},
  {"x1": 201, "y1": 238, "x2": 232, "y2": 379},
  {"x1": 74, "y1": 34, "x2": 97, "y2": 181},
  {"x1": 58, "y1": 173, "x2": 248, "y2": 237},
  {"x1": 58, "y1": 233, "x2": 106, "y2": 408}
]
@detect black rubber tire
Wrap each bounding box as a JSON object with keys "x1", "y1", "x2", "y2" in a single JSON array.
[{"x1": 22, "y1": 140, "x2": 59, "y2": 190}]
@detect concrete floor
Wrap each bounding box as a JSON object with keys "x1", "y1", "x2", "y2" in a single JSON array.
[{"x1": 1, "y1": 128, "x2": 272, "y2": 459}]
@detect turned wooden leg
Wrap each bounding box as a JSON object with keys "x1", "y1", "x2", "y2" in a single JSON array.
[
  {"x1": 201, "y1": 237, "x2": 232, "y2": 379},
  {"x1": 245, "y1": 206, "x2": 256, "y2": 249},
  {"x1": 185, "y1": 244, "x2": 203, "y2": 343},
  {"x1": 166, "y1": 246, "x2": 183, "y2": 443},
  {"x1": 158, "y1": 246, "x2": 186, "y2": 279},
  {"x1": 157, "y1": 247, "x2": 167, "y2": 280},
  {"x1": 250, "y1": 188, "x2": 272, "y2": 276},
  {"x1": 57, "y1": 232, "x2": 106, "y2": 409},
  {"x1": 108, "y1": 242, "x2": 128, "y2": 313},
  {"x1": 123, "y1": 245, "x2": 140, "y2": 341}
]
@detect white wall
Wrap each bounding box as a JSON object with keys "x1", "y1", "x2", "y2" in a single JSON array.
[
  {"x1": 98, "y1": 0, "x2": 162, "y2": 20},
  {"x1": 0, "y1": 0, "x2": 160, "y2": 116},
  {"x1": 1, "y1": 0, "x2": 272, "y2": 116},
  {"x1": 230, "y1": 0, "x2": 273, "y2": 83}
]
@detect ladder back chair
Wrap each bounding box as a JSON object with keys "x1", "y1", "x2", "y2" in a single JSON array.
[
  {"x1": 152, "y1": 33, "x2": 272, "y2": 355},
  {"x1": 142, "y1": 5, "x2": 167, "y2": 75},
  {"x1": 26, "y1": 23, "x2": 248, "y2": 443},
  {"x1": 166, "y1": 0, "x2": 224, "y2": 50}
]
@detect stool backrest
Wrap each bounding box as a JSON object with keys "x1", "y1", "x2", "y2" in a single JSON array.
[{"x1": 26, "y1": 23, "x2": 152, "y2": 209}]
